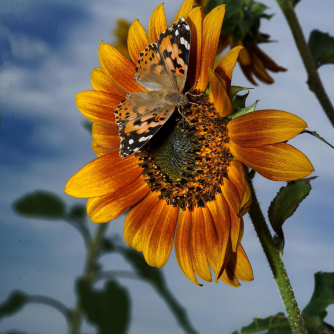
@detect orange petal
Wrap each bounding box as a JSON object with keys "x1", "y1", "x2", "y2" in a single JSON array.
[
  {"x1": 65, "y1": 152, "x2": 142, "y2": 198},
  {"x1": 92, "y1": 123, "x2": 120, "y2": 149},
  {"x1": 128, "y1": 19, "x2": 149, "y2": 65},
  {"x1": 98, "y1": 42, "x2": 145, "y2": 95},
  {"x1": 175, "y1": 210, "x2": 201, "y2": 286},
  {"x1": 227, "y1": 160, "x2": 245, "y2": 200},
  {"x1": 220, "y1": 267, "x2": 241, "y2": 287},
  {"x1": 240, "y1": 181, "x2": 252, "y2": 217},
  {"x1": 184, "y1": 7, "x2": 203, "y2": 88},
  {"x1": 142, "y1": 200, "x2": 178, "y2": 268},
  {"x1": 197, "y1": 5, "x2": 226, "y2": 91},
  {"x1": 191, "y1": 208, "x2": 212, "y2": 282},
  {"x1": 252, "y1": 53, "x2": 274, "y2": 84},
  {"x1": 148, "y1": 4, "x2": 167, "y2": 43},
  {"x1": 221, "y1": 178, "x2": 241, "y2": 252},
  {"x1": 87, "y1": 176, "x2": 150, "y2": 223},
  {"x1": 228, "y1": 110, "x2": 308, "y2": 148},
  {"x1": 229, "y1": 142, "x2": 314, "y2": 181},
  {"x1": 124, "y1": 192, "x2": 160, "y2": 252},
  {"x1": 215, "y1": 46, "x2": 243, "y2": 93},
  {"x1": 213, "y1": 193, "x2": 232, "y2": 282},
  {"x1": 76, "y1": 91, "x2": 122, "y2": 128},
  {"x1": 92, "y1": 141, "x2": 118, "y2": 158},
  {"x1": 173, "y1": 0, "x2": 194, "y2": 23},
  {"x1": 203, "y1": 205, "x2": 218, "y2": 271},
  {"x1": 208, "y1": 68, "x2": 232, "y2": 117},
  {"x1": 228, "y1": 244, "x2": 253, "y2": 282},
  {"x1": 91, "y1": 67, "x2": 123, "y2": 96}
]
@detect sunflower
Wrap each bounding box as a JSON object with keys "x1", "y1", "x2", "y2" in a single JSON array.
[{"x1": 65, "y1": 0, "x2": 314, "y2": 286}]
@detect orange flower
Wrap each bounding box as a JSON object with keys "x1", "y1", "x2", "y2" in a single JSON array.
[{"x1": 65, "y1": 0, "x2": 314, "y2": 286}]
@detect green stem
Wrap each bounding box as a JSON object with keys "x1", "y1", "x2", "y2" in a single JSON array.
[
  {"x1": 69, "y1": 223, "x2": 108, "y2": 334},
  {"x1": 248, "y1": 179, "x2": 306, "y2": 334},
  {"x1": 275, "y1": 0, "x2": 334, "y2": 126}
]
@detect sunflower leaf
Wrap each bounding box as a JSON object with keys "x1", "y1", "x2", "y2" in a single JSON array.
[
  {"x1": 12, "y1": 190, "x2": 66, "y2": 220},
  {"x1": 268, "y1": 177, "x2": 317, "y2": 253},
  {"x1": 82, "y1": 120, "x2": 93, "y2": 134},
  {"x1": 302, "y1": 272, "x2": 334, "y2": 325},
  {"x1": 0, "y1": 292, "x2": 28, "y2": 321},
  {"x1": 231, "y1": 100, "x2": 258, "y2": 119},
  {"x1": 76, "y1": 278, "x2": 130, "y2": 334},
  {"x1": 308, "y1": 30, "x2": 334, "y2": 68}
]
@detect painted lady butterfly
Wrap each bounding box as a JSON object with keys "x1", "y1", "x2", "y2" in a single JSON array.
[{"x1": 114, "y1": 17, "x2": 191, "y2": 158}]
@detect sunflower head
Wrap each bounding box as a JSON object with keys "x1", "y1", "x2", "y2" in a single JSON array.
[{"x1": 65, "y1": 0, "x2": 314, "y2": 286}]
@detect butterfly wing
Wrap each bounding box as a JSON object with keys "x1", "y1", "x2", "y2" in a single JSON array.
[
  {"x1": 115, "y1": 93, "x2": 175, "y2": 158},
  {"x1": 135, "y1": 43, "x2": 177, "y2": 91},
  {"x1": 157, "y1": 17, "x2": 190, "y2": 92}
]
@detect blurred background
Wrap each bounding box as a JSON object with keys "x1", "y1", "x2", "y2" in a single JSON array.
[{"x1": 1, "y1": 0, "x2": 334, "y2": 333}]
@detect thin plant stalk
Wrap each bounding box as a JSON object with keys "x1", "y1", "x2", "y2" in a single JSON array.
[
  {"x1": 275, "y1": 0, "x2": 334, "y2": 126},
  {"x1": 248, "y1": 178, "x2": 306, "y2": 334}
]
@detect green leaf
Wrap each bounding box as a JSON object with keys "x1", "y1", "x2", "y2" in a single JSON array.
[
  {"x1": 0, "y1": 292, "x2": 28, "y2": 320},
  {"x1": 232, "y1": 92, "x2": 249, "y2": 109},
  {"x1": 303, "y1": 272, "x2": 334, "y2": 324},
  {"x1": 120, "y1": 247, "x2": 165, "y2": 290},
  {"x1": 231, "y1": 312, "x2": 290, "y2": 334},
  {"x1": 77, "y1": 279, "x2": 130, "y2": 334},
  {"x1": 250, "y1": 2, "x2": 268, "y2": 16},
  {"x1": 268, "y1": 177, "x2": 317, "y2": 252},
  {"x1": 68, "y1": 204, "x2": 86, "y2": 223},
  {"x1": 308, "y1": 30, "x2": 334, "y2": 67},
  {"x1": 12, "y1": 190, "x2": 66, "y2": 220}
]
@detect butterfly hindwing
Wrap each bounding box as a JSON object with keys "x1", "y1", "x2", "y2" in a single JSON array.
[
  {"x1": 157, "y1": 17, "x2": 190, "y2": 92},
  {"x1": 118, "y1": 104, "x2": 176, "y2": 158}
]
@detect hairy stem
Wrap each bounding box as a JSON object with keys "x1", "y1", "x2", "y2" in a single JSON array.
[
  {"x1": 248, "y1": 179, "x2": 306, "y2": 334},
  {"x1": 275, "y1": 0, "x2": 334, "y2": 126},
  {"x1": 69, "y1": 223, "x2": 108, "y2": 334}
]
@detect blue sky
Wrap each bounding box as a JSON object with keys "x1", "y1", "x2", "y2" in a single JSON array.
[{"x1": 1, "y1": 0, "x2": 334, "y2": 333}]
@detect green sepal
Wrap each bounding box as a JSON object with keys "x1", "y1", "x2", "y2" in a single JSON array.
[
  {"x1": 229, "y1": 100, "x2": 258, "y2": 120},
  {"x1": 229, "y1": 86, "x2": 253, "y2": 101}
]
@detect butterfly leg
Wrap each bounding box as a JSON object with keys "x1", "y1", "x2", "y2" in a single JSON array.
[{"x1": 177, "y1": 107, "x2": 191, "y2": 125}]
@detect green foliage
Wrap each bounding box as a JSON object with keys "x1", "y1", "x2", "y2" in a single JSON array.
[
  {"x1": 268, "y1": 177, "x2": 317, "y2": 252},
  {"x1": 0, "y1": 292, "x2": 27, "y2": 321},
  {"x1": 12, "y1": 190, "x2": 66, "y2": 220},
  {"x1": 229, "y1": 86, "x2": 253, "y2": 100},
  {"x1": 231, "y1": 272, "x2": 334, "y2": 334},
  {"x1": 77, "y1": 279, "x2": 130, "y2": 334},
  {"x1": 205, "y1": 0, "x2": 273, "y2": 42},
  {"x1": 68, "y1": 204, "x2": 87, "y2": 223},
  {"x1": 308, "y1": 30, "x2": 334, "y2": 68},
  {"x1": 83, "y1": 120, "x2": 93, "y2": 134}
]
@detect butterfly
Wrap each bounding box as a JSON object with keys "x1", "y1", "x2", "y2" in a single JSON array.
[{"x1": 114, "y1": 17, "x2": 191, "y2": 158}]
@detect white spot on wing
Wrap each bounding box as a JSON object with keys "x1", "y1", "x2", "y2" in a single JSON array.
[
  {"x1": 138, "y1": 135, "x2": 153, "y2": 142},
  {"x1": 129, "y1": 139, "x2": 134, "y2": 145}
]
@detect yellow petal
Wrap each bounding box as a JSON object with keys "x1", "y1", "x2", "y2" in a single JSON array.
[
  {"x1": 91, "y1": 67, "x2": 123, "y2": 95},
  {"x1": 197, "y1": 5, "x2": 226, "y2": 91},
  {"x1": 142, "y1": 200, "x2": 178, "y2": 268},
  {"x1": 92, "y1": 141, "x2": 118, "y2": 158},
  {"x1": 252, "y1": 53, "x2": 274, "y2": 84},
  {"x1": 124, "y1": 192, "x2": 160, "y2": 252},
  {"x1": 98, "y1": 42, "x2": 145, "y2": 95},
  {"x1": 175, "y1": 210, "x2": 201, "y2": 286},
  {"x1": 173, "y1": 0, "x2": 194, "y2": 23},
  {"x1": 220, "y1": 267, "x2": 241, "y2": 287},
  {"x1": 203, "y1": 204, "x2": 218, "y2": 271},
  {"x1": 65, "y1": 152, "x2": 142, "y2": 198},
  {"x1": 127, "y1": 19, "x2": 149, "y2": 65},
  {"x1": 191, "y1": 208, "x2": 212, "y2": 282},
  {"x1": 87, "y1": 176, "x2": 150, "y2": 223},
  {"x1": 228, "y1": 110, "x2": 308, "y2": 147},
  {"x1": 215, "y1": 46, "x2": 243, "y2": 93},
  {"x1": 227, "y1": 160, "x2": 245, "y2": 200},
  {"x1": 185, "y1": 7, "x2": 203, "y2": 88},
  {"x1": 92, "y1": 123, "x2": 120, "y2": 149},
  {"x1": 208, "y1": 68, "x2": 232, "y2": 117},
  {"x1": 229, "y1": 142, "x2": 314, "y2": 181},
  {"x1": 240, "y1": 180, "x2": 252, "y2": 217},
  {"x1": 228, "y1": 244, "x2": 254, "y2": 282},
  {"x1": 148, "y1": 4, "x2": 167, "y2": 43},
  {"x1": 76, "y1": 91, "x2": 122, "y2": 128}
]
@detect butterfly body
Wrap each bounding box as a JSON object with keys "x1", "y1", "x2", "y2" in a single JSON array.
[{"x1": 114, "y1": 17, "x2": 191, "y2": 158}]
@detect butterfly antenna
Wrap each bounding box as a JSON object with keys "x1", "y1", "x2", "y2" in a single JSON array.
[{"x1": 189, "y1": 102, "x2": 199, "y2": 106}]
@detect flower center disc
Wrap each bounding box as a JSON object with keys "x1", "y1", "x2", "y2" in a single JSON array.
[{"x1": 136, "y1": 91, "x2": 231, "y2": 211}]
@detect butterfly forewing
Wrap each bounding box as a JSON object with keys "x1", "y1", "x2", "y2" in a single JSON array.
[{"x1": 157, "y1": 17, "x2": 190, "y2": 92}]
